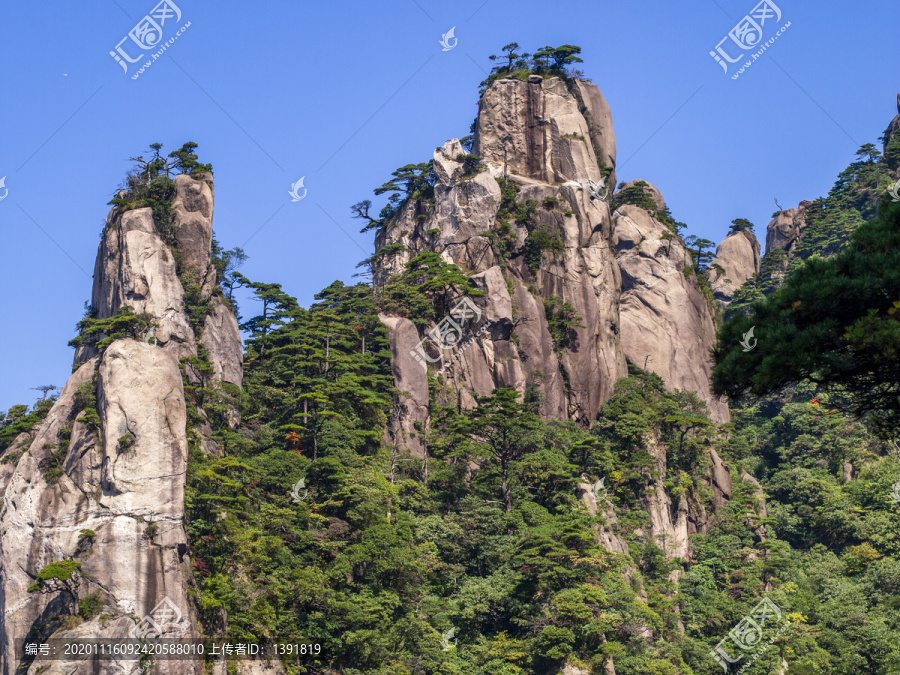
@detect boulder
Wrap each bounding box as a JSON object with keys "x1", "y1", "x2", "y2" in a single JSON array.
[
  {"x1": 707, "y1": 228, "x2": 761, "y2": 310},
  {"x1": 765, "y1": 201, "x2": 811, "y2": 255}
]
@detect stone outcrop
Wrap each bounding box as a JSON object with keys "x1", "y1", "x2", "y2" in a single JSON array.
[
  {"x1": 613, "y1": 203, "x2": 730, "y2": 423},
  {"x1": 0, "y1": 173, "x2": 242, "y2": 674},
  {"x1": 707, "y1": 228, "x2": 761, "y2": 310},
  {"x1": 765, "y1": 201, "x2": 811, "y2": 256},
  {"x1": 377, "y1": 76, "x2": 627, "y2": 428},
  {"x1": 575, "y1": 480, "x2": 629, "y2": 556},
  {"x1": 621, "y1": 179, "x2": 665, "y2": 212}
]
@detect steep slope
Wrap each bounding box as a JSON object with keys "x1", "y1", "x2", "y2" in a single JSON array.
[{"x1": 0, "y1": 173, "x2": 241, "y2": 674}]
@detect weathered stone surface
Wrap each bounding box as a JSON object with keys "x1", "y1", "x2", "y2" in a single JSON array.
[
  {"x1": 76, "y1": 206, "x2": 196, "y2": 367},
  {"x1": 0, "y1": 345, "x2": 198, "y2": 674},
  {"x1": 707, "y1": 228, "x2": 760, "y2": 310},
  {"x1": 765, "y1": 201, "x2": 811, "y2": 255},
  {"x1": 202, "y1": 297, "x2": 244, "y2": 387},
  {"x1": 377, "y1": 79, "x2": 626, "y2": 425},
  {"x1": 380, "y1": 315, "x2": 429, "y2": 460},
  {"x1": 614, "y1": 204, "x2": 730, "y2": 423},
  {"x1": 172, "y1": 173, "x2": 214, "y2": 279},
  {"x1": 570, "y1": 79, "x2": 616, "y2": 187},
  {"x1": 708, "y1": 448, "x2": 733, "y2": 509},
  {"x1": 473, "y1": 76, "x2": 605, "y2": 185}
]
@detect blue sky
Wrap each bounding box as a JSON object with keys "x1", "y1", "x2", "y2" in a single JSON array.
[{"x1": 1, "y1": 0, "x2": 897, "y2": 411}]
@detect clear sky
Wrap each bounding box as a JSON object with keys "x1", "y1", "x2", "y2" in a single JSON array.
[{"x1": 1, "y1": 0, "x2": 897, "y2": 411}]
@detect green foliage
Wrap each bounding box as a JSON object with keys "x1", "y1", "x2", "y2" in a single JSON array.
[
  {"x1": 684, "y1": 235, "x2": 717, "y2": 271},
  {"x1": 68, "y1": 305, "x2": 154, "y2": 351},
  {"x1": 78, "y1": 592, "x2": 103, "y2": 619},
  {"x1": 0, "y1": 397, "x2": 55, "y2": 453},
  {"x1": 41, "y1": 442, "x2": 68, "y2": 484},
  {"x1": 611, "y1": 181, "x2": 686, "y2": 235},
  {"x1": 27, "y1": 560, "x2": 82, "y2": 596},
  {"x1": 211, "y1": 234, "x2": 248, "y2": 317},
  {"x1": 354, "y1": 161, "x2": 437, "y2": 235},
  {"x1": 488, "y1": 178, "x2": 538, "y2": 263},
  {"x1": 168, "y1": 141, "x2": 213, "y2": 175},
  {"x1": 543, "y1": 296, "x2": 583, "y2": 350},
  {"x1": 177, "y1": 129, "x2": 900, "y2": 671},
  {"x1": 524, "y1": 228, "x2": 564, "y2": 276},
  {"x1": 379, "y1": 252, "x2": 482, "y2": 325},
  {"x1": 480, "y1": 44, "x2": 584, "y2": 94},
  {"x1": 714, "y1": 200, "x2": 900, "y2": 435},
  {"x1": 884, "y1": 130, "x2": 900, "y2": 172},
  {"x1": 107, "y1": 142, "x2": 211, "y2": 247},
  {"x1": 456, "y1": 153, "x2": 486, "y2": 177}
]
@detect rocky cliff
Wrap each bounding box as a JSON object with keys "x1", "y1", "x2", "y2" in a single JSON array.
[
  {"x1": 706, "y1": 227, "x2": 760, "y2": 309},
  {"x1": 377, "y1": 75, "x2": 627, "y2": 432},
  {"x1": 614, "y1": 196, "x2": 730, "y2": 423},
  {"x1": 374, "y1": 76, "x2": 734, "y2": 569},
  {"x1": 377, "y1": 76, "x2": 729, "y2": 435},
  {"x1": 0, "y1": 174, "x2": 242, "y2": 674}
]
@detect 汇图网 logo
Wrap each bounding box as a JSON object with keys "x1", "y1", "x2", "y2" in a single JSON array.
[
  {"x1": 709, "y1": 0, "x2": 791, "y2": 80},
  {"x1": 110, "y1": 0, "x2": 191, "y2": 80},
  {"x1": 410, "y1": 297, "x2": 492, "y2": 375}
]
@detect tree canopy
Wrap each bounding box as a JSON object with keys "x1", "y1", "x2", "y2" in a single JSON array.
[{"x1": 713, "y1": 199, "x2": 900, "y2": 435}]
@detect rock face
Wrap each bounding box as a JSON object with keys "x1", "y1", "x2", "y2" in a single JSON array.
[
  {"x1": 707, "y1": 228, "x2": 761, "y2": 310},
  {"x1": 613, "y1": 203, "x2": 730, "y2": 423},
  {"x1": 765, "y1": 201, "x2": 811, "y2": 256},
  {"x1": 377, "y1": 76, "x2": 627, "y2": 427},
  {"x1": 0, "y1": 173, "x2": 242, "y2": 674},
  {"x1": 374, "y1": 76, "x2": 735, "y2": 583}
]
